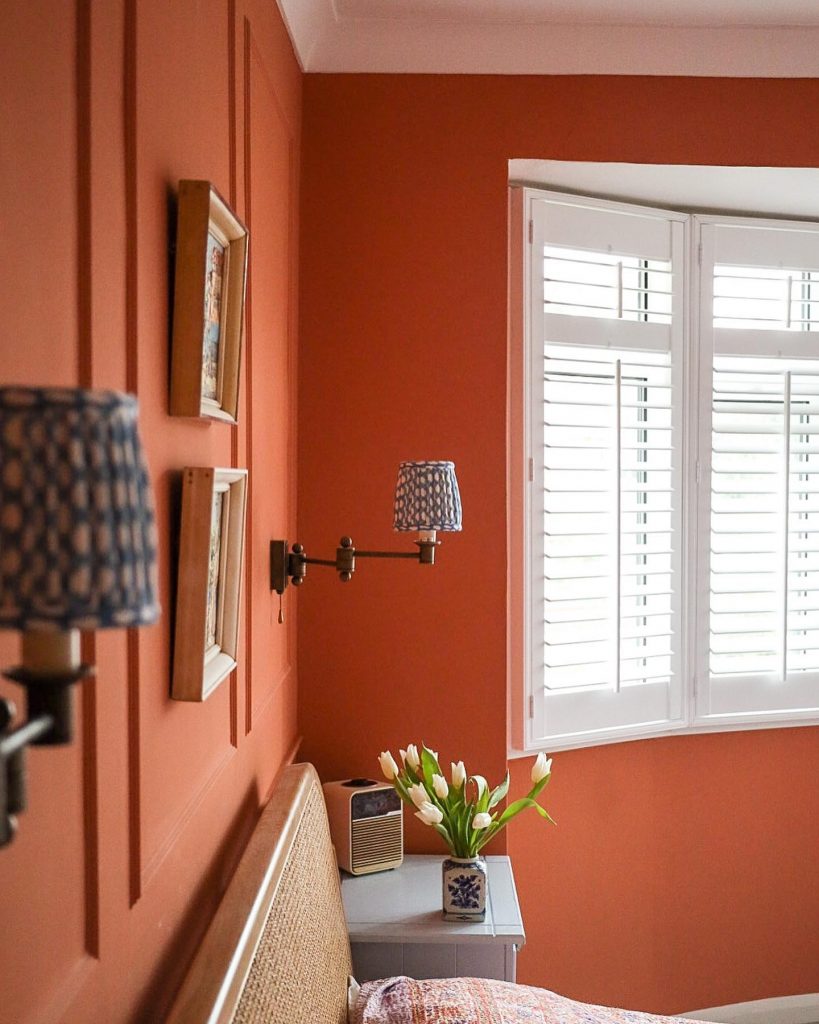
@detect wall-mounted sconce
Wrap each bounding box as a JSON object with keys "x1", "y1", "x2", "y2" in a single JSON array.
[
  {"x1": 0, "y1": 388, "x2": 159, "y2": 847},
  {"x1": 270, "y1": 460, "x2": 462, "y2": 598}
]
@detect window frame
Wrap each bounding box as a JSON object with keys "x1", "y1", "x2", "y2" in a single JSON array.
[{"x1": 510, "y1": 187, "x2": 819, "y2": 757}]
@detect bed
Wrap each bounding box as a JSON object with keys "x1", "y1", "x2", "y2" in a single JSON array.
[{"x1": 165, "y1": 763, "x2": 710, "y2": 1024}]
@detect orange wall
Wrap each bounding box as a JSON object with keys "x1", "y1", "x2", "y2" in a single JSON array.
[
  {"x1": 0, "y1": 2, "x2": 300, "y2": 1021},
  {"x1": 299, "y1": 74, "x2": 819, "y2": 1014}
]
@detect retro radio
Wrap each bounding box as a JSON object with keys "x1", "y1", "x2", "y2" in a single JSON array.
[{"x1": 322, "y1": 778, "x2": 404, "y2": 875}]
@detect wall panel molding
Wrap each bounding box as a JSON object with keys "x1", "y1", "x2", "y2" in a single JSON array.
[
  {"x1": 228, "y1": 0, "x2": 240, "y2": 752},
  {"x1": 242, "y1": 15, "x2": 255, "y2": 737},
  {"x1": 123, "y1": 0, "x2": 142, "y2": 908},
  {"x1": 244, "y1": 23, "x2": 297, "y2": 728},
  {"x1": 75, "y1": 0, "x2": 102, "y2": 960},
  {"x1": 253, "y1": 663, "x2": 294, "y2": 726},
  {"x1": 141, "y1": 746, "x2": 235, "y2": 891}
]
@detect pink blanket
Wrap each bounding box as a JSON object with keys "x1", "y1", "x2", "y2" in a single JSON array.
[{"x1": 353, "y1": 976, "x2": 714, "y2": 1024}]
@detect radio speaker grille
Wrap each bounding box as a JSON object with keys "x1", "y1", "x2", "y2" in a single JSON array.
[{"x1": 351, "y1": 813, "x2": 402, "y2": 871}]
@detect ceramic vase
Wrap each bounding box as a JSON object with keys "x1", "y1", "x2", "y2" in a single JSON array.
[{"x1": 442, "y1": 855, "x2": 487, "y2": 921}]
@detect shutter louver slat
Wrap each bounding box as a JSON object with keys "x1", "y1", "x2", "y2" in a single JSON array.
[
  {"x1": 714, "y1": 264, "x2": 819, "y2": 332},
  {"x1": 543, "y1": 344, "x2": 674, "y2": 695},
  {"x1": 710, "y1": 355, "x2": 819, "y2": 679}
]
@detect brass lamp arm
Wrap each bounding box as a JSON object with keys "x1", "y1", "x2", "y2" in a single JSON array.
[{"x1": 270, "y1": 534, "x2": 440, "y2": 594}]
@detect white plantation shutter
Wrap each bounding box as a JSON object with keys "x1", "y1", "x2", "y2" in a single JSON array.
[
  {"x1": 696, "y1": 217, "x2": 819, "y2": 721},
  {"x1": 518, "y1": 190, "x2": 819, "y2": 753},
  {"x1": 527, "y1": 193, "x2": 685, "y2": 748}
]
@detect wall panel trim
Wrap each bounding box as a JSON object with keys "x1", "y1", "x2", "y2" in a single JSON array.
[
  {"x1": 227, "y1": 0, "x2": 240, "y2": 752},
  {"x1": 242, "y1": 16, "x2": 254, "y2": 737},
  {"x1": 124, "y1": 0, "x2": 141, "y2": 907},
  {"x1": 141, "y1": 746, "x2": 235, "y2": 891},
  {"x1": 76, "y1": 0, "x2": 101, "y2": 958}
]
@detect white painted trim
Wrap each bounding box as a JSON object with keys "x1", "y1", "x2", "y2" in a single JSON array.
[
  {"x1": 508, "y1": 163, "x2": 819, "y2": 223},
  {"x1": 274, "y1": 3, "x2": 819, "y2": 77},
  {"x1": 508, "y1": 713, "x2": 819, "y2": 758},
  {"x1": 680, "y1": 992, "x2": 819, "y2": 1023}
]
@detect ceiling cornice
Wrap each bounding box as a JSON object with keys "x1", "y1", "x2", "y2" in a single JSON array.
[{"x1": 276, "y1": 0, "x2": 819, "y2": 76}]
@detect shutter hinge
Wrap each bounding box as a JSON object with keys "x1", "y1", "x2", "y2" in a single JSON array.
[
  {"x1": 528, "y1": 695, "x2": 535, "y2": 719},
  {"x1": 528, "y1": 220, "x2": 533, "y2": 245},
  {"x1": 528, "y1": 457, "x2": 534, "y2": 482}
]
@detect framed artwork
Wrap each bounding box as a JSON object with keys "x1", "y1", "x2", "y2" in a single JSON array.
[
  {"x1": 170, "y1": 180, "x2": 248, "y2": 423},
  {"x1": 172, "y1": 467, "x2": 248, "y2": 702}
]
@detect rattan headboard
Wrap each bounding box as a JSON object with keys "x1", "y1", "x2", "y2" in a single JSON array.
[{"x1": 166, "y1": 763, "x2": 353, "y2": 1024}]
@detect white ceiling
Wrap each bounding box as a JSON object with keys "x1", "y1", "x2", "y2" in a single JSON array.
[{"x1": 276, "y1": 0, "x2": 819, "y2": 75}]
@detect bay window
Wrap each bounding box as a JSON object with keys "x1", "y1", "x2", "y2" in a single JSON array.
[{"x1": 515, "y1": 187, "x2": 819, "y2": 751}]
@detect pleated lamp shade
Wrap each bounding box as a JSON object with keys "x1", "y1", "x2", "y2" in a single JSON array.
[
  {"x1": 0, "y1": 387, "x2": 160, "y2": 631},
  {"x1": 393, "y1": 461, "x2": 462, "y2": 532}
]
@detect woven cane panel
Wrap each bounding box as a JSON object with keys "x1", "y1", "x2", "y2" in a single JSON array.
[{"x1": 231, "y1": 787, "x2": 352, "y2": 1024}]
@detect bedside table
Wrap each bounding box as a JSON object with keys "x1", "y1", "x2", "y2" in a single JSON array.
[{"x1": 341, "y1": 854, "x2": 525, "y2": 983}]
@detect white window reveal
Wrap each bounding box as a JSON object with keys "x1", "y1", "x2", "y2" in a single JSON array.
[{"x1": 518, "y1": 189, "x2": 819, "y2": 752}]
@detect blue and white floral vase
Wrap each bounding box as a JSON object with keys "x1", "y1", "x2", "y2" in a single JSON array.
[{"x1": 442, "y1": 855, "x2": 487, "y2": 921}]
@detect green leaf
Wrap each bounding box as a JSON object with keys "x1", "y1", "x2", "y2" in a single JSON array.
[
  {"x1": 392, "y1": 777, "x2": 415, "y2": 807},
  {"x1": 528, "y1": 774, "x2": 551, "y2": 800},
  {"x1": 454, "y1": 802, "x2": 471, "y2": 857},
  {"x1": 420, "y1": 744, "x2": 442, "y2": 785},
  {"x1": 401, "y1": 759, "x2": 421, "y2": 785},
  {"x1": 470, "y1": 775, "x2": 492, "y2": 813},
  {"x1": 432, "y1": 821, "x2": 453, "y2": 847},
  {"x1": 497, "y1": 796, "x2": 556, "y2": 827},
  {"x1": 488, "y1": 771, "x2": 510, "y2": 810},
  {"x1": 474, "y1": 821, "x2": 502, "y2": 854}
]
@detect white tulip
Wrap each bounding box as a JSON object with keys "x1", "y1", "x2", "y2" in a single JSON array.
[
  {"x1": 378, "y1": 751, "x2": 399, "y2": 780},
  {"x1": 415, "y1": 801, "x2": 444, "y2": 826},
  {"x1": 451, "y1": 761, "x2": 466, "y2": 788},
  {"x1": 408, "y1": 783, "x2": 429, "y2": 809},
  {"x1": 531, "y1": 752, "x2": 552, "y2": 784},
  {"x1": 432, "y1": 774, "x2": 449, "y2": 800},
  {"x1": 472, "y1": 812, "x2": 492, "y2": 830},
  {"x1": 400, "y1": 744, "x2": 421, "y2": 771}
]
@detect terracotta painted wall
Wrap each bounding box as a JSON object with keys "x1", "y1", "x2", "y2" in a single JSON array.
[
  {"x1": 0, "y1": 2, "x2": 300, "y2": 1021},
  {"x1": 299, "y1": 75, "x2": 819, "y2": 1015}
]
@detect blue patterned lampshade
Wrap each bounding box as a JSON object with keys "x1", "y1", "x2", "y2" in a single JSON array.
[
  {"x1": 393, "y1": 461, "x2": 462, "y2": 533},
  {"x1": 0, "y1": 387, "x2": 160, "y2": 632}
]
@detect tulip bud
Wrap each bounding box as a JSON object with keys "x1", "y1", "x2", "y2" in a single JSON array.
[
  {"x1": 378, "y1": 751, "x2": 399, "y2": 780},
  {"x1": 472, "y1": 812, "x2": 492, "y2": 830},
  {"x1": 432, "y1": 774, "x2": 449, "y2": 800},
  {"x1": 408, "y1": 783, "x2": 428, "y2": 809},
  {"x1": 531, "y1": 752, "x2": 552, "y2": 785},
  {"x1": 415, "y1": 801, "x2": 444, "y2": 826},
  {"x1": 400, "y1": 744, "x2": 421, "y2": 771},
  {"x1": 451, "y1": 761, "x2": 466, "y2": 789}
]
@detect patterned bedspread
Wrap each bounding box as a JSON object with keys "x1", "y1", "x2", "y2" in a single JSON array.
[{"x1": 352, "y1": 976, "x2": 714, "y2": 1024}]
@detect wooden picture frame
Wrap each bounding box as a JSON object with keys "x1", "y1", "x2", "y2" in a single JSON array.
[
  {"x1": 170, "y1": 180, "x2": 248, "y2": 423},
  {"x1": 172, "y1": 467, "x2": 248, "y2": 702}
]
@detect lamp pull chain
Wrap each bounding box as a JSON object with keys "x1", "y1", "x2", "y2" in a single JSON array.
[{"x1": 277, "y1": 593, "x2": 284, "y2": 625}]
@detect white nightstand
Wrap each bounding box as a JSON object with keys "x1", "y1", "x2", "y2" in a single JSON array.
[{"x1": 341, "y1": 854, "x2": 526, "y2": 983}]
